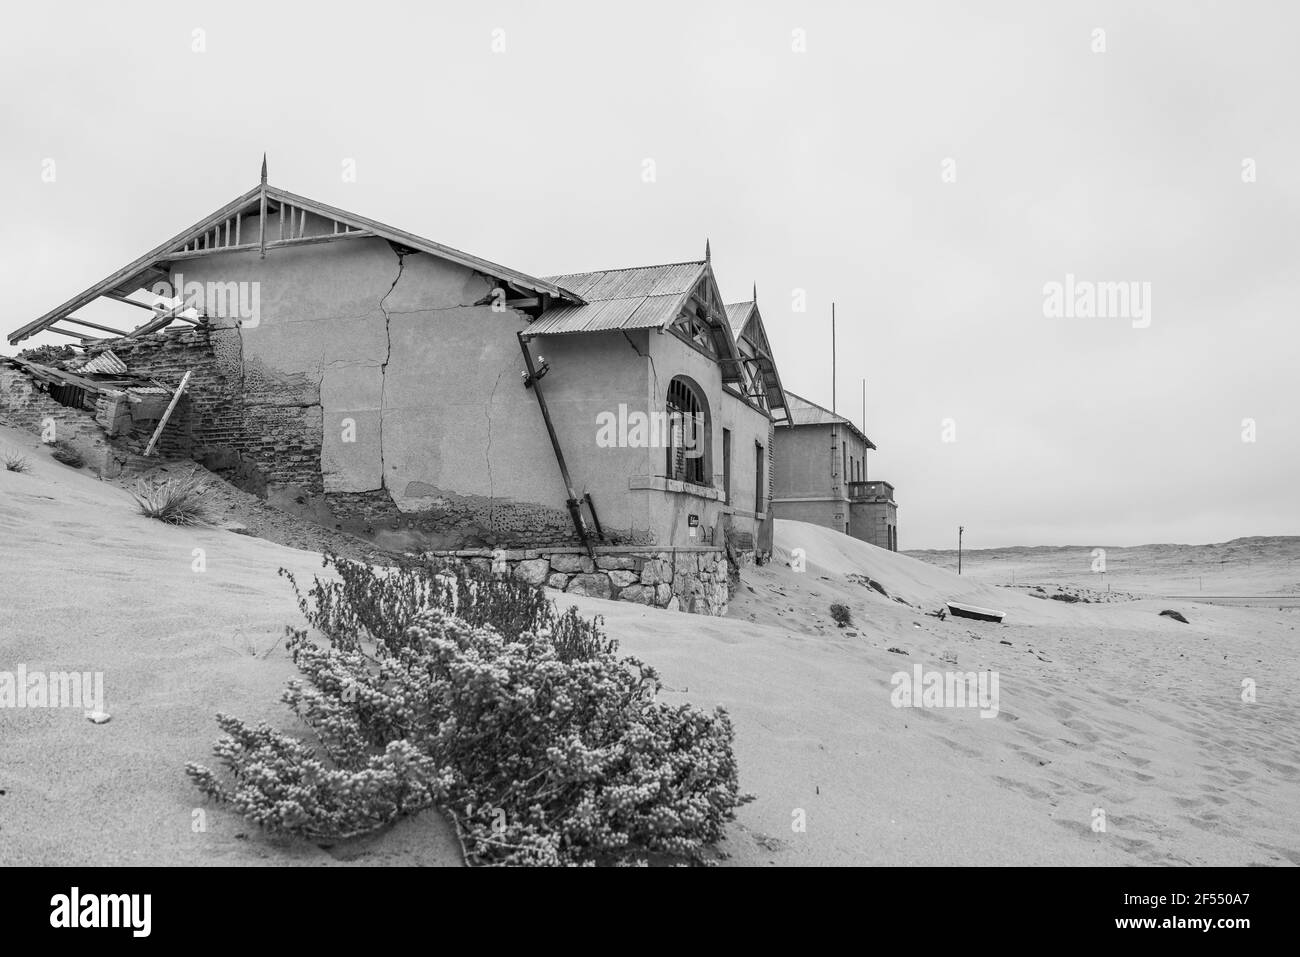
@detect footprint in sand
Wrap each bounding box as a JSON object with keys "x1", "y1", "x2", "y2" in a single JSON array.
[
  {"x1": 992, "y1": 775, "x2": 1054, "y2": 801},
  {"x1": 1259, "y1": 844, "x2": 1300, "y2": 865},
  {"x1": 1116, "y1": 767, "x2": 1157, "y2": 783},
  {"x1": 938, "y1": 737, "x2": 983, "y2": 759},
  {"x1": 1060, "y1": 719, "x2": 1104, "y2": 744},
  {"x1": 214, "y1": 582, "x2": 262, "y2": 596},
  {"x1": 1259, "y1": 758, "x2": 1300, "y2": 779}
]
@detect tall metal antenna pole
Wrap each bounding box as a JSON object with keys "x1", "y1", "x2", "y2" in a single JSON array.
[
  {"x1": 862, "y1": 377, "x2": 867, "y2": 481},
  {"x1": 958, "y1": 526, "x2": 965, "y2": 575},
  {"x1": 259, "y1": 153, "x2": 268, "y2": 259},
  {"x1": 831, "y1": 302, "x2": 837, "y2": 414}
]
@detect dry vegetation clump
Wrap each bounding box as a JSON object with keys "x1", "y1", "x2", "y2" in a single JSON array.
[
  {"x1": 47, "y1": 439, "x2": 84, "y2": 469},
  {"x1": 130, "y1": 470, "x2": 213, "y2": 526},
  {"x1": 2, "y1": 447, "x2": 30, "y2": 473},
  {"x1": 187, "y1": 556, "x2": 750, "y2": 866},
  {"x1": 829, "y1": 602, "x2": 853, "y2": 628}
]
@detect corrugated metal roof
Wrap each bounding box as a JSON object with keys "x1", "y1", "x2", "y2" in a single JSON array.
[
  {"x1": 544, "y1": 262, "x2": 704, "y2": 301},
  {"x1": 78, "y1": 350, "x2": 128, "y2": 375},
  {"x1": 526, "y1": 295, "x2": 684, "y2": 336},
  {"x1": 526, "y1": 261, "x2": 705, "y2": 336},
  {"x1": 785, "y1": 391, "x2": 876, "y2": 448},
  {"x1": 725, "y1": 301, "x2": 754, "y2": 337}
]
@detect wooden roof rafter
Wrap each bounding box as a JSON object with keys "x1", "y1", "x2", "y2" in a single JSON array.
[{"x1": 8, "y1": 185, "x2": 262, "y2": 345}]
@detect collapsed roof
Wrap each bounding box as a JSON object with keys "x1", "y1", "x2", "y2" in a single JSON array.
[
  {"x1": 8, "y1": 168, "x2": 584, "y2": 347},
  {"x1": 4, "y1": 349, "x2": 176, "y2": 402}
]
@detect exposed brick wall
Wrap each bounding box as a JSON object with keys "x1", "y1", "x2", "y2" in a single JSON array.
[
  {"x1": 86, "y1": 327, "x2": 324, "y2": 493},
  {"x1": 242, "y1": 403, "x2": 323, "y2": 490}
]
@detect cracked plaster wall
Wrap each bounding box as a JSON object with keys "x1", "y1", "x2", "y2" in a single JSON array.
[
  {"x1": 101, "y1": 225, "x2": 772, "y2": 550},
  {"x1": 167, "y1": 233, "x2": 659, "y2": 545}
]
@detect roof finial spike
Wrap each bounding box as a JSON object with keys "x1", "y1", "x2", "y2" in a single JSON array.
[
  {"x1": 752, "y1": 281, "x2": 757, "y2": 304},
  {"x1": 260, "y1": 153, "x2": 268, "y2": 186},
  {"x1": 704, "y1": 238, "x2": 711, "y2": 264}
]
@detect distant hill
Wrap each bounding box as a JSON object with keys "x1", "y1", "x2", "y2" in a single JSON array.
[{"x1": 905, "y1": 537, "x2": 1300, "y2": 596}]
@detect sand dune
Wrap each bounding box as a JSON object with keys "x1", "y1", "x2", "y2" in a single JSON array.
[{"x1": 2, "y1": 425, "x2": 1297, "y2": 866}]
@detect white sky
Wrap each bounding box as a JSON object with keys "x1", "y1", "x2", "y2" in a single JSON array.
[{"x1": 2, "y1": 1, "x2": 1296, "y2": 549}]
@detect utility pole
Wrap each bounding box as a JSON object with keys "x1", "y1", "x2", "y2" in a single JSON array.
[{"x1": 958, "y1": 525, "x2": 965, "y2": 575}]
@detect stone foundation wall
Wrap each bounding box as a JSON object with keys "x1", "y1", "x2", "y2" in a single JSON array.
[{"x1": 430, "y1": 545, "x2": 736, "y2": 616}]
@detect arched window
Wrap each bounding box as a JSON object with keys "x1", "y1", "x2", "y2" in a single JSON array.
[{"x1": 666, "y1": 376, "x2": 709, "y2": 486}]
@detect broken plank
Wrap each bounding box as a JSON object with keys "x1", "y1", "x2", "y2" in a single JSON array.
[{"x1": 144, "y1": 370, "x2": 191, "y2": 456}]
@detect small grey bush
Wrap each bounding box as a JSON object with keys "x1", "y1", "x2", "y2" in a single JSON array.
[
  {"x1": 131, "y1": 470, "x2": 213, "y2": 525},
  {"x1": 2, "y1": 448, "x2": 30, "y2": 473}
]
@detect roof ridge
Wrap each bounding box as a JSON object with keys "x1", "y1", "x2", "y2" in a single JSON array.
[
  {"x1": 544, "y1": 259, "x2": 705, "y2": 279},
  {"x1": 785, "y1": 390, "x2": 841, "y2": 419},
  {"x1": 784, "y1": 390, "x2": 874, "y2": 447}
]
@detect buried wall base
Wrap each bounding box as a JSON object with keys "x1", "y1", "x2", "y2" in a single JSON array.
[
  {"x1": 429, "y1": 545, "x2": 736, "y2": 616},
  {"x1": 849, "y1": 499, "x2": 898, "y2": 552}
]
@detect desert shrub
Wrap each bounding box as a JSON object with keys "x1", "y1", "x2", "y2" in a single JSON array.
[
  {"x1": 549, "y1": 603, "x2": 618, "y2": 663},
  {"x1": 829, "y1": 602, "x2": 852, "y2": 628},
  {"x1": 191, "y1": 558, "x2": 745, "y2": 865},
  {"x1": 279, "y1": 555, "x2": 616, "y2": 659},
  {"x1": 186, "y1": 715, "x2": 452, "y2": 839},
  {"x1": 130, "y1": 470, "x2": 212, "y2": 526},
  {"x1": 2, "y1": 448, "x2": 29, "y2": 473},
  {"x1": 47, "y1": 439, "x2": 84, "y2": 468}
]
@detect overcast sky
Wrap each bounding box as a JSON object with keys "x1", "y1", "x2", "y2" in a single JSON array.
[{"x1": 2, "y1": 1, "x2": 1296, "y2": 549}]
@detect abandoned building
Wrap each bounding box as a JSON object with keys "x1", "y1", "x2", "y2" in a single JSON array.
[
  {"x1": 4, "y1": 163, "x2": 792, "y2": 614},
  {"x1": 771, "y1": 391, "x2": 898, "y2": 551}
]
